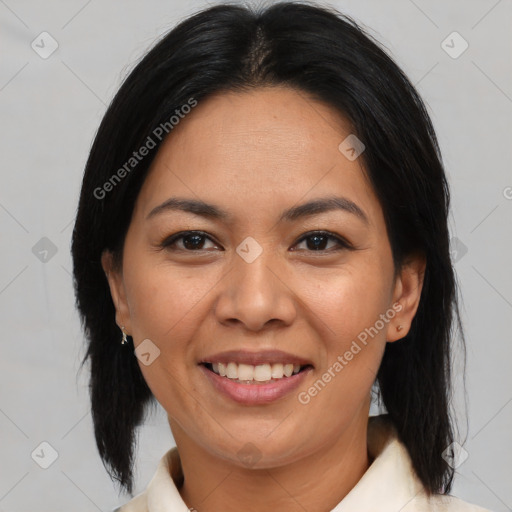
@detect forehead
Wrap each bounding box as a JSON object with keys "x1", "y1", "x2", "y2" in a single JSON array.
[{"x1": 134, "y1": 86, "x2": 381, "y2": 227}]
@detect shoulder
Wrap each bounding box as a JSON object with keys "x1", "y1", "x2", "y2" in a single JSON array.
[
  {"x1": 405, "y1": 492, "x2": 493, "y2": 512},
  {"x1": 110, "y1": 446, "x2": 181, "y2": 511},
  {"x1": 111, "y1": 490, "x2": 148, "y2": 512}
]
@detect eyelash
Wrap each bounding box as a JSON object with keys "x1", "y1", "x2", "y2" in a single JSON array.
[{"x1": 159, "y1": 230, "x2": 353, "y2": 253}]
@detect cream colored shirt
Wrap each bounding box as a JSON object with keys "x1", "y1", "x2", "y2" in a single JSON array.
[{"x1": 115, "y1": 415, "x2": 491, "y2": 511}]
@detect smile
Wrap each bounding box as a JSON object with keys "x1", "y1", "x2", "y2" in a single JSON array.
[
  {"x1": 199, "y1": 350, "x2": 314, "y2": 404},
  {"x1": 203, "y1": 361, "x2": 309, "y2": 384}
]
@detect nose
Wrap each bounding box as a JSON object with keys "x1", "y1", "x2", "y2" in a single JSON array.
[{"x1": 213, "y1": 248, "x2": 297, "y2": 332}]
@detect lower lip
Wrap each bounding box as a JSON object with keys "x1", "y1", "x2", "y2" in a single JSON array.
[{"x1": 199, "y1": 365, "x2": 312, "y2": 405}]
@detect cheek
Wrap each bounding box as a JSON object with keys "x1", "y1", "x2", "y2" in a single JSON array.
[
  {"x1": 122, "y1": 258, "x2": 222, "y2": 406},
  {"x1": 124, "y1": 258, "x2": 217, "y2": 342},
  {"x1": 304, "y1": 255, "x2": 394, "y2": 345},
  {"x1": 297, "y1": 256, "x2": 392, "y2": 402},
  {"x1": 123, "y1": 266, "x2": 205, "y2": 415}
]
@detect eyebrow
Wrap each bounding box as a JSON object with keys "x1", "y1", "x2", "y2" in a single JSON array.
[{"x1": 146, "y1": 196, "x2": 369, "y2": 224}]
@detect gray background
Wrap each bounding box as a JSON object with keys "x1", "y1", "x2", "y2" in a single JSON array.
[{"x1": 0, "y1": 0, "x2": 510, "y2": 510}]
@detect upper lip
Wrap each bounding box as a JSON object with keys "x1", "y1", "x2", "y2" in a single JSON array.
[{"x1": 200, "y1": 349, "x2": 313, "y2": 367}]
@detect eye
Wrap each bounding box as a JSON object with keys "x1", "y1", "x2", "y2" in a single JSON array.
[
  {"x1": 292, "y1": 231, "x2": 352, "y2": 252},
  {"x1": 160, "y1": 231, "x2": 220, "y2": 251},
  {"x1": 160, "y1": 230, "x2": 352, "y2": 253}
]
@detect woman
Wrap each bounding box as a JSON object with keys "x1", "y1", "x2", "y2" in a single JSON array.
[{"x1": 71, "y1": 2, "x2": 491, "y2": 510}]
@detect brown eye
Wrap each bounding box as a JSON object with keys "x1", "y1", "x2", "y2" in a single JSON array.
[
  {"x1": 292, "y1": 231, "x2": 352, "y2": 252},
  {"x1": 161, "y1": 231, "x2": 220, "y2": 251}
]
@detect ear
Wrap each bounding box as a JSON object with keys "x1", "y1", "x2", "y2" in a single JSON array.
[
  {"x1": 386, "y1": 252, "x2": 426, "y2": 342},
  {"x1": 101, "y1": 250, "x2": 132, "y2": 335}
]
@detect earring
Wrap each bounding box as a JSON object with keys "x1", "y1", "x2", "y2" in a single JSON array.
[
  {"x1": 396, "y1": 325, "x2": 403, "y2": 332},
  {"x1": 121, "y1": 325, "x2": 128, "y2": 345}
]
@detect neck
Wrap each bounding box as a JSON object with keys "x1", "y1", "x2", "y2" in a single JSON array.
[{"x1": 171, "y1": 411, "x2": 371, "y2": 512}]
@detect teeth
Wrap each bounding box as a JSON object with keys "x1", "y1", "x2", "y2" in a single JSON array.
[
  {"x1": 209, "y1": 362, "x2": 304, "y2": 382},
  {"x1": 226, "y1": 362, "x2": 238, "y2": 379},
  {"x1": 254, "y1": 364, "x2": 271, "y2": 381},
  {"x1": 238, "y1": 363, "x2": 254, "y2": 381},
  {"x1": 271, "y1": 363, "x2": 284, "y2": 379}
]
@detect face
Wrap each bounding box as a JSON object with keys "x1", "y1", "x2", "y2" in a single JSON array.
[{"x1": 103, "y1": 86, "x2": 424, "y2": 468}]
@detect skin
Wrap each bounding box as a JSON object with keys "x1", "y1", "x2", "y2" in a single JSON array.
[{"x1": 102, "y1": 86, "x2": 425, "y2": 512}]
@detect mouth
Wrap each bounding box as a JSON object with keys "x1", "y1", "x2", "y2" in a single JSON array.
[
  {"x1": 201, "y1": 361, "x2": 313, "y2": 384},
  {"x1": 198, "y1": 350, "x2": 314, "y2": 404}
]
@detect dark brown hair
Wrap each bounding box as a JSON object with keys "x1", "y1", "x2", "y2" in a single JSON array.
[{"x1": 72, "y1": 1, "x2": 463, "y2": 496}]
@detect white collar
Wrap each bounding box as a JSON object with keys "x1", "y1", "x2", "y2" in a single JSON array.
[
  {"x1": 331, "y1": 414, "x2": 425, "y2": 511},
  {"x1": 121, "y1": 414, "x2": 488, "y2": 511}
]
